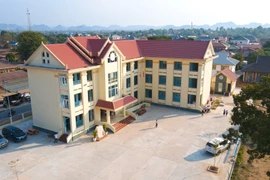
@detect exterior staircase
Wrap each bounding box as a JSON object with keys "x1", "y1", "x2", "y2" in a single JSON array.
[
  {"x1": 113, "y1": 116, "x2": 136, "y2": 132},
  {"x1": 58, "y1": 133, "x2": 69, "y2": 143}
]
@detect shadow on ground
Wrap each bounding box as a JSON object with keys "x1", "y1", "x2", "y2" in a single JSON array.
[{"x1": 184, "y1": 149, "x2": 213, "y2": 162}]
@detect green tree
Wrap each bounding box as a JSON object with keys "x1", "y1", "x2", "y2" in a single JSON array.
[
  {"x1": 247, "y1": 49, "x2": 265, "y2": 64},
  {"x1": 263, "y1": 40, "x2": 270, "y2": 49},
  {"x1": 232, "y1": 54, "x2": 244, "y2": 70},
  {"x1": 5, "y1": 52, "x2": 17, "y2": 62},
  {"x1": 17, "y1": 31, "x2": 47, "y2": 60},
  {"x1": 227, "y1": 76, "x2": 270, "y2": 162},
  {"x1": 148, "y1": 36, "x2": 172, "y2": 40}
]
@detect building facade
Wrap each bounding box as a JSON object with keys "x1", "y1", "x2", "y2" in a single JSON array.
[{"x1": 25, "y1": 37, "x2": 216, "y2": 142}]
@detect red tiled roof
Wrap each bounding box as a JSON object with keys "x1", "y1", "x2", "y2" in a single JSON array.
[
  {"x1": 0, "y1": 70, "x2": 27, "y2": 82},
  {"x1": 220, "y1": 68, "x2": 238, "y2": 81},
  {"x1": 73, "y1": 37, "x2": 107, "y2": 56},
  {"x1": 136, "y1": 40, "x2": 210, "y2": 59},
  {"x1": 213, "y1": 42, "x2": 226, "y2": 48},
  {"x1": 45, "y1": 43, "x2": 91, "y2": 69},
  {"x1": 114, "y1": 40, "x2": 141, "y2": 59},
  {"x1": 96, "y1": 95, "x2": 137, "y2": 110},
  {"x1": 93, "y1": 43, "x2": 112, "y2": 64}
]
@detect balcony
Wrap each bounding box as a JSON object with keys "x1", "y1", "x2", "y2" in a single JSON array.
[{"x1": 61, "y1": 99, "x2": 69, "y2": 109}]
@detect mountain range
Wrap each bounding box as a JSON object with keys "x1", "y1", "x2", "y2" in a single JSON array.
[{"x1": 1, "y1": 22, "x2": 270, "y2": 32}]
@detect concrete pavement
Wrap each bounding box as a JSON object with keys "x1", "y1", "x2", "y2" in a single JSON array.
[{"x1": 0, "y1": 94, "x2": 236, "y2": 180}]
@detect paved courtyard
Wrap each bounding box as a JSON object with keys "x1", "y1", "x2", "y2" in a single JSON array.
[{"x1": 0, "y1": 95, "x2": 237, "y2": 180}]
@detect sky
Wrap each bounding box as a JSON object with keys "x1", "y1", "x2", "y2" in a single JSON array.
[{"x1": 0, "y1": 0, "x2": 270, "y2": 27}]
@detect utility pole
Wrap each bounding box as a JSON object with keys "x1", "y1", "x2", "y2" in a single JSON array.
[
  {"x1": 26, "y1": 8, "x2": 31, "y2": 31},
  {"x1": 3, "y1": 81, "x2": 12, "y2": 124}
]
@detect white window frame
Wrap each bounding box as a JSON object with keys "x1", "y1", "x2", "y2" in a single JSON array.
[{"x1": 60, "y1": 75, "x2": 68, "y2": 86}]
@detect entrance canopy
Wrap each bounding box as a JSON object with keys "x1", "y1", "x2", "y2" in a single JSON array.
[{"x1": 96, "y1": 95, "x2": 137, "y2": 111}]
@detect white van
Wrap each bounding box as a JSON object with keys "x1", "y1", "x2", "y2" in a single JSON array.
[{"x1": 205, "y1": 137, "x2": 230, "y2": 155}]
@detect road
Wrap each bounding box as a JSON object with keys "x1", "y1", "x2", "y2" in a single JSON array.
[{"x1": 0, "y1": 103, "x2": 32, "y2": 119}]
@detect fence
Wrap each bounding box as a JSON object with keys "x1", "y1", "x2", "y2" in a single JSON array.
[{"x1": 0, "y1": 111, "x2": 32, "y2": 127}]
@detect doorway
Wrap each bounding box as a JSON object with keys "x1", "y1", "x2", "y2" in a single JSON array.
[
  {"x1": 227, "y1": 83, "x2": 231, "y2": 92},
  {"x1": 63, "y1": 116, "x2": 71, "y2": 133},
  {"x1": 218, "y1": 83, "x2": 223, "y2": 93}
]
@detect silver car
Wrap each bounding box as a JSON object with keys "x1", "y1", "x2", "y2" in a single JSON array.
[
  {"x1": 205, "y1": 137, "x2": 230, "y2": 155},
  {"x1": 0, "y1": 134, "x2": 8, "y2": 149}
]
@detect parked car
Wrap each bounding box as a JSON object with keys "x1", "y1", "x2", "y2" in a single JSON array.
[
  {"x1": 0, "y1": 134, "x2": 8, "y2": 149},
  {"x1": 2, "y1": 126, "x2": 27, "y2": 142},
  {"x1": 205, "y1": 137, "x2": 230, "y2": 155}
]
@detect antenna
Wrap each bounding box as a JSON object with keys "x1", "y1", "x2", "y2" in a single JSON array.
[{"x1": 26, "y1": 9, "x2": 31, "y2": 31}]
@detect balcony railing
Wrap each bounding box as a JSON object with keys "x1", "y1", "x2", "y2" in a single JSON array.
[
  {"x1": 61, "y1": 99, "x2": 69, "y2": 109},
  {"x1": 75, "y1": 101, "x2": 82, "y2": 107}
]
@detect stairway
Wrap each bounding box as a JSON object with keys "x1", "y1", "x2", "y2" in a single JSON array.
[
  {"x1": 58, "y1": 133, "x2": 69, "y2": 143},
  {"x1": 113, "y1": 116, "x2": 136, "y2": 132}
]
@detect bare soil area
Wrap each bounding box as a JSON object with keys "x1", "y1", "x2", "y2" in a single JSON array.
[{"x1": 232, "y1": 145, "x2": 270, "y2": 180}]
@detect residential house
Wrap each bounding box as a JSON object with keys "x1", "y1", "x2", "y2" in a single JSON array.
[
  {"x1": 213, "y1": 42, "x2": 228, "y2": 52},
  {"x1": 244, "y1": 35, "x2": 259, "y2": 44},
  {"x1": 212, "y1": 51, "x2": 239, "y2": 75},
  {"x1": 111, "y1": 34, "x2": 122, "y2": 40},
  {"x1": 25, "y1": 37, "x2": 217, "y2": 142},
  {"x1": 196, "y1": 36, "x2": 212, "y2": 41},
  {"x1": 242, "y1": 56, "x2": 270, "y2": 82},
  {"x1": 237, "y1": 44, "x2": 262, "y2": 58},
  {"x1": 230, "y1": 36, "x2": 250, "y2": 45},
  {"x1": 211, "y1": 68, "x2": 238, "y2": 95}
]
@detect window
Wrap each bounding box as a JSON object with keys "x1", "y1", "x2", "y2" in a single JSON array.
[
  {"x1": 46, "y1": 52, "x2": 49, "y2": 57},
  {"x1": 126, "y1": 63, "x2": 131, "y2": 71},
  {"x1": 61, "y1": 95, "x2": 69, "y2": 108},
  {"x1": 188, "y1": 94, "x2": 196, "y2": 104},
  {"x1": 173, "y1": 77, "x2": 181, "y2": 87},
  {"x1": 189, "y1": 78, "x2": 197, "y2": 88},
  {"x1": 158, "y1": 91, "x2": 166, "y2": 100},
  {"x1": 173, "y1": 92, "x2": 181, "y2": 102},
  {"x1": 134, "y1": 61, "x2": 138, "y2": 70},
  {"x1": 87, "y1": 70, "x2": 92, "y2": 81},
  {"x1": 60, "y1": 75, "x2": 68, "y2": 86},
  {"x1": 146, "y1": 60, "x2": 153, "y2": 68},
  {"x1": 42, "y1": 59, "x2": 45, "y2": 64},
  {"x1": 88, "y1": 89, "x2": 93, "y2": 102},
  {"x1": 89, "y1": 109, "x2": 94, "y2": 122},
  {"x1": 145, "y1": 74, "x2": 152, "y2": 83},
  {"x1": 108, "y1": 72, "x2": 118, "y2": 84},
  {"x1": 134, "y1": 75, "x2": 138, "y2": 85},
  {"x1": 174, "y1": 62, "x2": 182, "y2": 70},
  {"x1": 108, "y1": 85, "x2": 118, "y2": 97},
  {"x1": 145, "y1": 89, "x2": 152, "y2": 98},
  {"x1": 74, "y1": 93, "x2": 82, "y2": 107},
  {"x1": 134, "y1": 91, "x2": 138, "y2": 98},
  {"x1": 213, "y1": 65, "x2": 216, "y2": 70},
  {"x1": 159, "y1": 75, "x2": 166, "y2": 85},
  {"x1": 75, "y1": 114, "x2": 83, "y2": 128},
  {"x1": 126, "y1": 78, "x2": 131, "y2": 88},
  {"x1": 42, "y1": 52, "x2": 45, "y2": 57},
  {"x1": 159, "y1": 61, "x2": 167, "y2": 69},
  {"x1": 47, "y1": 60, "x2": 50, "y2": 64},
  {"x1": 190, "y1": 63, "x2": 198, "y2": 72},
  {"x1": 108, "y1": 51, "x2": 117, "y2": 63},
  {"x1": 73, "y1": 73, "x2": 81, "y2": 85}
]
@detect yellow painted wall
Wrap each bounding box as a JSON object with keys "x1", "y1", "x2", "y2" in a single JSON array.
[{"x1": 28, "y1": 68, "x2": 62, "y2": 132}]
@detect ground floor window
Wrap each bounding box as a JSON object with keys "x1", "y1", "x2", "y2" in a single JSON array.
[
  {"x1": 188, "y1": 94, "x2": 196, "y2": 104},
  {"x1": 145, "y1": 89, "x2": 152, "y2": 98},
  {"x1": 173, "y1": 92, "x2": 181, "y2": 102},
  {"x1": 76, "y1": 114, "x2": 83, "y2": 128},
  {"x1": 89, "y1": 109, "x2": 94, "y2": 122},
  {"x1": 158, "y1": 90, "x2": 166, "y2": 100}
]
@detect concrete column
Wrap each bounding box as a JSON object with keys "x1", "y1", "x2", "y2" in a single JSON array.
[
  {"x1": 67, "y1": 74, "x2": 76, "y2": 133},
  {"x1": 181, "y1": 62, "x2": 189, "y2": 108},
  {"x1": 122, "y1": 107, "x2": 126, "y2": 117},
  {"x1": 106, "y1": 110, "x2": 110, "y2": 124},
  {"x1": 138, "y1": 60, "x2": 145, "y2": 102},
  {"x1": 166, "y1": 62, "x2": 173, "y2": 105},
  {"x1": 152, "y1": 60, "x2": 159, "y2": 103},
  {"x1": 81, "y1": 71, "x2": 88, "y2": 129},
  {"x1": 122, "y1": 63, "x2": 127, "y2": 95},
  {"x1": 130, "y1": 61, "x2": 134, "y2": 96}
]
